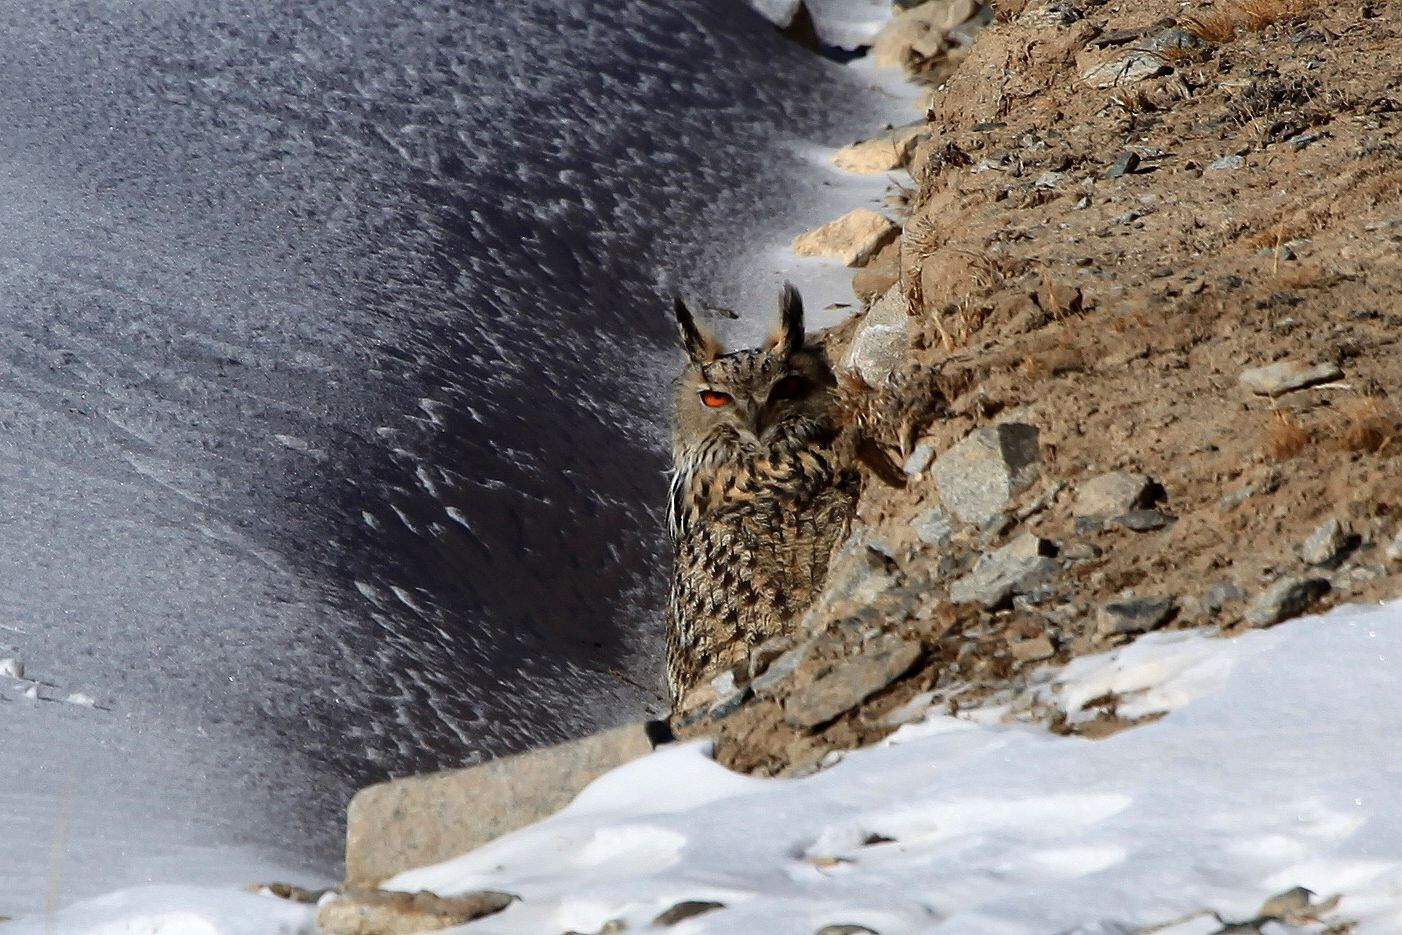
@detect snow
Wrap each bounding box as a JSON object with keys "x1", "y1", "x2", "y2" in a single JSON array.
[{"x1": 28, "y1": 598, "x2": 1402, "y2": 934}]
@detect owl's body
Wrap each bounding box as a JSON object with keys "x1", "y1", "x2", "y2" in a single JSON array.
[{"x1": 665, "y1": 286, "x2": 858, "y2": 703}]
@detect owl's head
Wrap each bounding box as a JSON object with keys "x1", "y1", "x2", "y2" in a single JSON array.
[{"x1": 671, "y1": 284, "x2": 838, "y2": 458}]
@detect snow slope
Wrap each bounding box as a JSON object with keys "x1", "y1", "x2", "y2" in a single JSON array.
[{"x1": 18, "y1": 597, "x2": 1402, "y2": 934}]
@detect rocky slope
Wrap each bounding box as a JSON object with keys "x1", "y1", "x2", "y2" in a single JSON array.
[{"x1": 673, "y1": 0, "x2": 1402, "y2": 775}]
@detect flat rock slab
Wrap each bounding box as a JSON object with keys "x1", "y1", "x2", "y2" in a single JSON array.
[
  {"x1": 1073, "y1": 471, "x2": 1161, "y2": 518},
  {"x1": 783, "y1": 636, "x2": 922, "y2": 729},
  {"x1": 317, "y1": 888, "x2": 514, "y2": 935},
  {"x1": 1238, "y1": 360, "x2": 1342, "y2": 396},
  {"x1": 932, "y1": 423, "x2": 1041, "y2": 526},
  {"x1": 792, "y1": 208, "x2": 899, "y2": 268},
  {"x1": 345, "y1": 721, "x2": 664, "y2": 885},
  {"x1": 1096, "y1": 596, "x2": 1175, "y2": 636}
]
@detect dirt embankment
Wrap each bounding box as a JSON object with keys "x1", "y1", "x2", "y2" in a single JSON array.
[{"x1": 674, "y1": 0, "x2": 1402, "y2": 773}]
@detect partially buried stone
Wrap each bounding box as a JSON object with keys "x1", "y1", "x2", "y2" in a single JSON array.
[
  {"x1": 792, "y1": 208, "x2": 899, "y2": 268},
  {"x1": 782, "y1": 635, "x2": 922, "y2": 729},
  {"x1": 1244, "y1": 576, "x2": 1330, "y2": 627},
  {"x1": 843, "y1": 285, "x2": 911, "y2": 385},
  {"x1": 911, "y1": 505, "x2": 954, "y2": 547},
  {"x1": 1238, "y1": 360, "x2": 1342, "y2": 396},
  {"x1": 1208, "y1": 154, "x2": 1245, "y2": 171},
  {"x1": 654, "y1": 901, "x2": 726, "y2": 926},
  {"x1": 1111, "y1": 509, "x2": 1172, "y2": 531},
  {"x1": 1204, "y1": 580, "x2": 1246, "y2": 612},
  {"x1": 1096, "y1": 596, "x2": 1174, "y2": 636},
  {"x1": 903, "y1": 442, "x2": 936, "y2": 476},
  {"x1": 1298, "y1": 517, "x2": 1354, "y2": 567},
  {"x1": 1074, "y1": 471, "x2": 1161, "y2": 518},
  {"x1": 1082, "y1": 52, "x2": 1170, "y2": 89},
  {"x1": 317, "y1": 889, "x2": 514, "y2": 935}
]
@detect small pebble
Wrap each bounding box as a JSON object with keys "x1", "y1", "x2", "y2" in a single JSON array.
[
  {"x1": 1208, "y1": 154, "x2": 1245, "y2": 171},
  {"x1": 1111, "y1": 509, "x2": 1173, "y2": 531}
]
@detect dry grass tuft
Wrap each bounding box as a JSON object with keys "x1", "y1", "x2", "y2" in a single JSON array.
[
  {"x1": 1265, "y1": 410, "x2": 1312, "y2": 459},
  {"x1": 1183, "y1": 0, "x2": 1312, "y2": 42},
  {"x1": 1329, "y1": 397, "x2": 1399, "y2": 455},
  {"x1": 1182, "y1": 11, "x2": 1239, "y2": 42}
]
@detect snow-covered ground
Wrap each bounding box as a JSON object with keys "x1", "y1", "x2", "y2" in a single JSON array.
[{"x1": 18, "y1": 597, "x2": 1402, "y2": 934}]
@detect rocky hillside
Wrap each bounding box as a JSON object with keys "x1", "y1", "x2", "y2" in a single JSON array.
[{"x1": 674, "y1": 0, "x2": 1402, "y2": 774}]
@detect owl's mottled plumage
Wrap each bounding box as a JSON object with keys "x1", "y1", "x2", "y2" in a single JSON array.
[{"x1": 665, "y1": 285, "x2": 859, "y2": 703}]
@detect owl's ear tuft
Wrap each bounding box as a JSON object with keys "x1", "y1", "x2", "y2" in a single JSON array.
[
  {"x1": 674, "y1": 296, "x2": 720, "y2": 364},
  {"x1": 769, "y1": 282, "x2": 804, "y2": 358}
]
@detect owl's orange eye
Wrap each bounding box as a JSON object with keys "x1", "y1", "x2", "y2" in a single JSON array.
[
  {"x1": 699, "y1": 389, "x2": 732, "y2": 408},
  {"x1": 769, "y1": 375, "x2": 804, "y2": 400}
]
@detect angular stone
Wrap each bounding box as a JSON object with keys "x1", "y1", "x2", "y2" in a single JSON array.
[
  {"x1": 1244, "y1": 576, "x2": 1330, "y2": 628},
  {"x1": 1081, "y1": 52, "x2": 1170, "y2": 88},
  {"x1": 1209, "y1": 154, "x2": 1246, "y2": 171},
  {"x1": 1238, "y1": 360, "x2": 1342, "y2": 396},
  {"x1": 752, "y1": 638, "x2": 815, "y2": 698},
  {"x1": 792, "y1": 208, "x2": 899, "y2": 268},
  {"x1": 345, "y1": 721, "x2": 664, "y2": 885},
  {"x1": 783, "y1": 636, "x2": 922, "y2": 729},
  {"x1": 1142, "y1": 26, "x2": 1205, "y2": 52},
  {"x1": 1011, "y1": 635, "x2": 1056, "y2": 662},
  {"x1": 911, "y1": 505, "x2": 954, "y2": 547},
  {"x1": 832, "y1": 125, "x2": 930, "y2": 175},
  {"x1": 949, "y1": 535, "x2": 1059, "y2": 609},
  {"x1": 842, "y1": 285, "x2": 911, "y2": 385},
  {"x1": 1096, "y1": 596, "x2": 1175, "y2": 636},
  {"x1": 1073, "y1": 471, "x2": 1160, "y2": 518},
  {"x1": 1298, "y1": 517, "x2": 1354, "y2": 567},
  {"x1": 903, "y1": 442, "x2": 936, "y2": 476},
  {"x1": 317, "y1": 888, "x2": 514, "y2": 935},
  {"x1": 932, "y1": 423, "x2": 1042, "y2": 526}
]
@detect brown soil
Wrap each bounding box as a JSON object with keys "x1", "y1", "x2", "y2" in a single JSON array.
[{"x1": 673, "y1": 0, "x2": 1402, "y2": 774}]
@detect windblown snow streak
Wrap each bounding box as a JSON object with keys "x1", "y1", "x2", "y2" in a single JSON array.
[{"x1": 0, "y1": 0, "x2": 877, "y2": 912}]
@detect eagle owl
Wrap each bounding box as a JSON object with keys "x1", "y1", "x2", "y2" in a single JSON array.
[{"x1": 665, "y1": 284, "x2": 859, "y2": 703}]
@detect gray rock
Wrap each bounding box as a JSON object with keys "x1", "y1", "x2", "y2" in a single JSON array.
[
  {"x1": 950, "y1": 534, "x2": 1059, "y2": 609},
  {"x1": 783, "y1": 636, "x2": 923, "y2": 729},
  {"x1": 903, "y1": 442, "x2": 936, "y2": 476},
  {"x1": 345, "y1": 721, "x2": 663, "y2": 884},
  {"x1": 1244, "y1": 576, "x2": 1330, "y2": 628},
  {"x1": 1036, "y1": 170, "x2": 1070, "y2": 188},
  {"x1": 1073, "y1": 471, "x2": 1161, "y2": 518},
  {"x1": 655, "y1": 901, "x2": 725, "y2": 926},
  {"x1": 752, "y1": 639, "x2": 815, "y2": 698},
  {"x1": 911, "y1": 506, "x2": 955, "y2": 547},
  {"x1": 1298, "y1": 517, "x2": 1354, "y2": 567},
  {"x1": 843, "y1": 285, "x2": 911, "y2": 385},
  {"x1": 1096, "y1": 596, "x2": 1175, "y2": 636},
  {"x1": 1111, "y1": 509, "x2": 1173, "y2": 531},
  {"x1": 1102, "y1": 151, "x2": 1140, "y2": 179},
  {"x1": 932, "y1": 423, "x2": 1041, "y2": 526},
  {"x1": 1082, "y1": 52, "x2": 1170, "y2": 88},
  {"x1": 1386, "y1": 528, "x2": 1402, "y2": 563},
  {"x1": 1143, "y1": 25, "x2": 1205, "y2": 52},
  {"x1": 1204, "y1": 580, "x2": 1247, "y2": 612},
  {"x1": 748, "y1": 635, "x2": 794, "y2": 681},
  {"x1": 706, "y1": 670, "x2": 750, "y2": 719},
  {"x1": 1209, "y1": 154, "x2": 1246, "y2": 171},
  {"x1": 1238, "y1": 360, "x2": 1342, "y2": 396}
]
